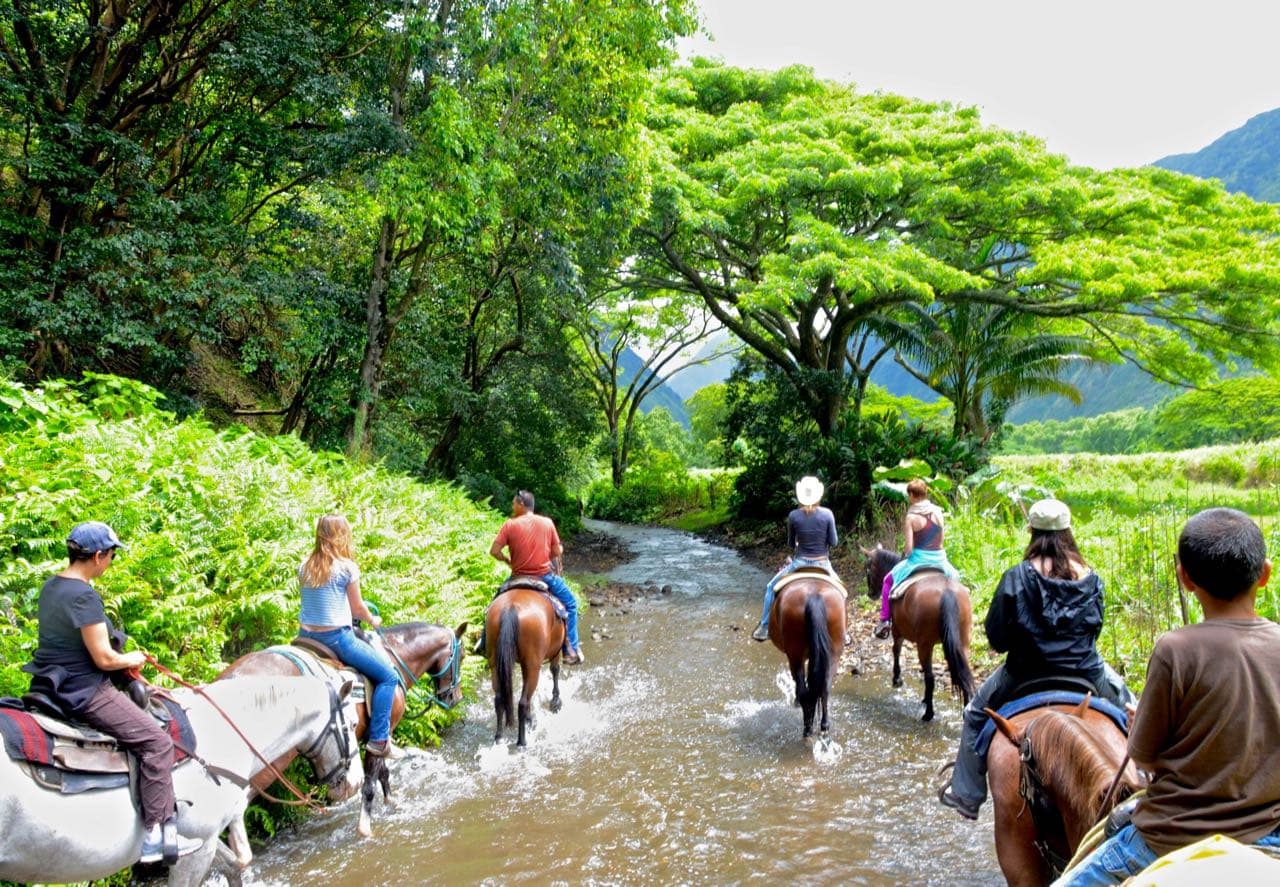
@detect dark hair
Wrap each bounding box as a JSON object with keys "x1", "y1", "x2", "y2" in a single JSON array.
[
  {"x1": 1178, "y1": 508, "x2": 1266, "y2": 601},
  {"x1": 515, "y1": 490, "x2": 535, "y2": 510},
  {"x1": 66, "y1": 542, "x2": 96, "y2": 563},
  {"x1": 1024, "y1": 527, "x2": 1086, "y2": 580}
]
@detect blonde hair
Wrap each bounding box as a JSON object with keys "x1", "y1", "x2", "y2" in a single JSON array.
[
  {"x1": 301, "y1": 514, "x2": 353, "y2": 588},
  {"x1": 906, "y1": 479, "x2": 929, "y2": 500}
]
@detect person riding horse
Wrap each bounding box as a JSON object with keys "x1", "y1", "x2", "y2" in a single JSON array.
[
  {"x1": 480, "y1": 490, "x2": 583, "y2": 665},
  {"x1": 874, "y1": 479, "x2": 959, "y2": 639},
  {"x1": 751, "y1": 476, "x2": 842, "y2": 642},
  {"x1": 21, "y1": 521, "x2": 202, "y2": 863},
  {"x1": 297, "y1": 513, "x2": 403, "y2": 759},
  {"x1": 939, "y1": 499, "x2": 1134, "y2": 821}
]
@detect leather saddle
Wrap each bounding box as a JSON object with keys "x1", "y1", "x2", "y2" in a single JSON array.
[
  {"x1": 0, "y1": 691, "x2": 193, "y2": 794},
  {"x1": 972, "y1": 678, "x2": 1130, "y2": 761},
  {"x1": 494, "y1": 577, "x2": 568, "y2": 621},
  {"x1": 889, "y1": 567, "x2": 945, "y2": 600},
  {"x1": 283, "y1": 638, "x2": 379, "y2": 705},
  {"x1": 774, "y1": 567, "x2": 847, "y2": 598}
]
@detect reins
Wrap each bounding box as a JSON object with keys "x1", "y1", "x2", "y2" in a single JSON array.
[
  {"x1": 143, "y1": 654, "x2": 334, "y2": 812},
  {"x1": 378, "y1": 628, "x2": 462, "y2": 717}
]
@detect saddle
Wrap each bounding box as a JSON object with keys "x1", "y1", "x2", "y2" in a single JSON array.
[
  {"x1": 281, "y1": 639, "x2": 376, "y2": 703},
  {"x1": 972, "y1": 684, "x2": 1129, "y2": 761},
  {"x1": 0, "y1": 693, "x2": 195, "y2": 794},
  {"x1": 494, "y1": 577, "x2": 568, "y2": 621},
  {"x1": 888, "y1": 567, "x2": 944, "y2": 601},
  {"x1": 773, "y1": 567, "x2": 847, "y2": 599}
]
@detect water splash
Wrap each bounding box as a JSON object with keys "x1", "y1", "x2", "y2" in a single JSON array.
[{"x1": 811, "y1": 735, "x2": 844, "y2": 765}]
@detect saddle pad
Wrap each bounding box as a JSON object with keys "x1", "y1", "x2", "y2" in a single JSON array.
[
  {"x1": 774, "y1": 568, "x2": 847, "y2": 598},
  {"x1": 270, "y1": 645, "x2": 370, "y2": 704},
  {"x1": 973, "y1": 691, "x2": 1130, "y2": 760},
  {"x1": 0, "y1": 697, "x2": 194, "y2": 771},
  {"x1": 889, "y1": 569, "x2": 943, "y2": 601}
]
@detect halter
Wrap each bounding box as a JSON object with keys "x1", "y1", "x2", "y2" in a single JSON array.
[
  {"x1": 300, "y1": 681, "x2": 356, "y2": 787},
  {"x1": 381, "y1": 630, "x2": 463, "y2": 717},
  {"x1": 1018, "y1": 725, "x2": 1072, "y2": 878}
]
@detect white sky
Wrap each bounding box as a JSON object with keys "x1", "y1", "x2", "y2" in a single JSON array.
[{"x1": 678, "y1": 0, "x2": 1280, "y2": 170}]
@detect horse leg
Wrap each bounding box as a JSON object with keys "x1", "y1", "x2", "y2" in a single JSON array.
[
  {"x1": 790, "y1": 661, "x2": 805, "y2": 707},
  {"x1": 357, "y1": 753, "x2": 382, "y2": 839},
  {"x1": 225, "y1": 814, "x2": 253, "y2": 869},
  {"x1": 892, "y1": 636, "x2": 904, "y2": 687},
  {"x1": 493, "y1": 672, "x2": 505, "y2": 744},
  {"x1": 919, "y1": 644, "x2": 936, "y2": 722},
  {"x1": 549, "y1": 657, "x2": 562, "y2": 713}
]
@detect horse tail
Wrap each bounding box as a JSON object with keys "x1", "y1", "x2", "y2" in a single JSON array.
[
  {"x1": 939, "y1": 587, "x2": 975, "y2": 703},
  {"x1": 495, "y1": 605, "x2": 519, "y2": 728},
  {"x1": 804, "y1": 592, "x2": 832, "y2": 706}
]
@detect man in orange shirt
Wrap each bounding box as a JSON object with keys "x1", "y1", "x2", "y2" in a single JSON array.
[{"x1": 486, "y1": 490, "x2": 584, "y2": 664}]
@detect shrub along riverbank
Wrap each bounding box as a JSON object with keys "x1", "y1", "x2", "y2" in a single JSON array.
[{"x1": 0, "y1": 375, "x2": 508, "y2": 749}]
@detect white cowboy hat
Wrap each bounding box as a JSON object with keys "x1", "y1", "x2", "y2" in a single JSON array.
[{"x1": 795, "y1": 476, "x2": 824, "y2": 506}]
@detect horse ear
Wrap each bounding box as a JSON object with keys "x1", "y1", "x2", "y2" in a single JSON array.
[
  {"x1": 338, "y1": 679, "x2": 355, "y2": 700},
  {"x1": 1071, "y1": 692, "x2": 1092, "y2": 719},
  {"x1": 984, "y1": 708, "x2": 1024, "y2": 746},
  {"x1": 454, "y1": 621, "x2": 469, "y2": 638},
  {"x1": 859, "y1": 545, "x2": 873, "y2": 557},
  {"x1": 875, "y1": 542, "x2": 883, "y2": 550}
]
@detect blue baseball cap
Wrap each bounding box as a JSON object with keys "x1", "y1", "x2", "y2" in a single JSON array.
[{"x1": 67, "y1": 521, "x2": 128, "y2": 554}]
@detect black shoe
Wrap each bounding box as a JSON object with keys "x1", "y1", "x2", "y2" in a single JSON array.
[
  {"x1": 751, "y1": 622, "x2": 769, "y2": 642},
  {"x1": 937, "y1": 783, "x2": 979, "y2": 821},
  {"x1": 873, "y1": 619, "x2": 892, "y2": 640}
]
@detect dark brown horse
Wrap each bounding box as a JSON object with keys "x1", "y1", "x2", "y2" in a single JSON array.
[
  {"x1": 863, "y1": 546, "x2": 975, "y2": 720},
  {"x1": 985, "y1": 697, "x2": 1142, "y2": 886},
  {"x1": 769, "y1": 575, "x2": 846, "y2": 737},
  {"x1": 488, "y1": 587, "x2": 566, "y2": 747},
  {"x1": 220, "y1": 620, "x2": 466, "y2": 838}
]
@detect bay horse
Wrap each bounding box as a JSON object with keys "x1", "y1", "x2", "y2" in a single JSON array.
[
  {"x1": 488, "y1": 587, "x2": 565, "y2": 747},
  {"x1": 220, "y1": 620, "x2": 466, "y2": 839},
  {"x1": 769, "y1": 574, "x2": 846, "y2": 737},
  {"x1": 985, "y1": 696, "x2": 1142, "y2": 886},
  {"x1": 0, "y1": 674, "x2": 362, "y2": 887},
  {"x1": 863, "y1": 546, "x2": 975, "y2": 721}
]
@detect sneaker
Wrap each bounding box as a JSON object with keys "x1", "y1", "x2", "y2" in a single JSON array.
[
  {"x1": 750, "y1": 621, "x2": 770, "y2": 642},
  {"x1": 873, "y1": 619, "x2": 892, "y2": 640},
  {"x1": 471, "y1": 634, "x2": 486, "y2": 656},
  {"x1": 365, "y1": 738, "x2": 398, "y2": 758},
  {"x1": 561, "y1": 646, "x2": 584, "y2": 666},
  {"x1": 139, "y1": 822, "x2": 203, "y2": 864},
  {"x1": 937, "y1": 784, "x2": 979, "y2": 821}
]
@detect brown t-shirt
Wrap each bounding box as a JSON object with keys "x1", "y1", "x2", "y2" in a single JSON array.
[
  {"x1": 1130, "y1": 618, "x2": 1280, "y2": 855},
  {"x1": 493, "y1": 514, "x2": 561, "y2": 577}
]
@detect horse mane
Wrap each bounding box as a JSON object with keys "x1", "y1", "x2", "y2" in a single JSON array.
[
  {"x1": 1029, "y1": 711, "x2": 1133, "y2": 826},
  {"x1": 872, "y1": 548, "x2": 901, "y2": 572}
]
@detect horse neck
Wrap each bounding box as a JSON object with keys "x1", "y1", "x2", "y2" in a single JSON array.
[
  {"x1": 188, "y1": 677, "x2": 330, "y2": 772},
  {"x1": 384, "y1": 623, "x2": 448, "y2": 679},
  {"x1": 1030, "y1": 712, "x2": 1127, "y2": 842}
]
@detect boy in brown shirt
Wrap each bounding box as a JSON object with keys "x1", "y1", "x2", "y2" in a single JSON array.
[{"x1": 1057, "y1": 507, "x2": 1280, "y2": 885}]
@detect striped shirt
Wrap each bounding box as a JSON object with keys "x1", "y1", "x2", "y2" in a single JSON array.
[{"x1": 299, "y1": 557, "x2": 360, "y2": 628}]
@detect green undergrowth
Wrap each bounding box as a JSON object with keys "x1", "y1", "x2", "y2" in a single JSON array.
[{"x1": 0, "y1": 374, "x2": 512, "y2": 748}]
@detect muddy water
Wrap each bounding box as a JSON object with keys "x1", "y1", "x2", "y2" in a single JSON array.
[{"x1": 247, "y1": 521, "x2": 1001, "y2": 885}]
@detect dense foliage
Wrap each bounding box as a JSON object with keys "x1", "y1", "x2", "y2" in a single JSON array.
[
  {"x1": 0, "y1": 376, "x2": 506, "y2": 747},
  {"x1": 1001, "y1": 376, "x2": 1280, "y2": 455}
]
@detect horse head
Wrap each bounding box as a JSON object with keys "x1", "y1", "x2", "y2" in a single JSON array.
[
  {"x1": 300, "y1": 675, "x2": 363, "y2": 802},
  {"x1": 861, "y1": 543, "x2": 900, "y2": 600}
]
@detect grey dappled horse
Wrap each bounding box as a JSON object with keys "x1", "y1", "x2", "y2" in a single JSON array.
[{"x1": 0, "y1": 674, "x2": 363, "y2": 886}]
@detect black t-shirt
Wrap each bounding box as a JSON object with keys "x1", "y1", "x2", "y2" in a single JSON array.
[{"x1": 21, "y1": 575, "x2": 113, "y2": 712}]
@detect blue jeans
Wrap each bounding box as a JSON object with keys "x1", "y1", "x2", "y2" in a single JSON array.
[
  {"x1": 759, "y1": 557, "x2": 838, "y2": 629},
  {"x1": 541, "y1": 573, "x2": 580, "y2": 651},
  {"x1": 299, "y1": 626, "x2": 399, "y2": 743},
  {"x1": 1055, "y1": 823, "x2": 1280, "y2": 886}
]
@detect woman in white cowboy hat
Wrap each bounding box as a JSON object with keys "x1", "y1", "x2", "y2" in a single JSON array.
[{"x1": 751, "y1": 476, "x2": 842, "y2": 642}]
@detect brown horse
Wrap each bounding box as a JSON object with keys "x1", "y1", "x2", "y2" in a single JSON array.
[
  {"x1": 220, "y1": 620, "x2": 466, "y2": 838},
  {"x1": 769, "y1": 575, "x2": 846, "y2": 737},
  {"x1": 985, "y1": 696, "x2": 1142, "y2": 887},
  {"x1": 863, "y1": 546, "x2": 975, "y2": 721},
  {"x1": 488, "y1": 587, "x2": 566, "y2": 747}
]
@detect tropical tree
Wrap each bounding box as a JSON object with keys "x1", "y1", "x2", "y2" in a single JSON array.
[
  {"x1": 885, "y1": 301, "x2": 1097, "y2": 440},
  {"x1": 631, "y1": 61, "x2": 1280, "y2": 449}
]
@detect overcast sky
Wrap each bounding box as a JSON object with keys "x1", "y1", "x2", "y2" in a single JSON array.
[{"x1": 677, "y1": 0, "x2": 1280, "y2": 170}]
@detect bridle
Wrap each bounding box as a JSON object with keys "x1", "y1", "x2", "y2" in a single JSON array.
[
  {"x1": 381, "y1": 629, "x2": 463, "y2": 717},
  {"x1": 299, "y1": 681, "x2": 357, "y2": 788}
]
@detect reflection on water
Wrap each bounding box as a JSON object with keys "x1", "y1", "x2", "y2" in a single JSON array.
[{"x1": 245, "y1": 520, "x2": 1002, "y2": 885}]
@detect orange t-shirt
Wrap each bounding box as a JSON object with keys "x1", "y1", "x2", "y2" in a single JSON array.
[{"x1": 494, "y1": 514, "x2": 561, "y2": 577}]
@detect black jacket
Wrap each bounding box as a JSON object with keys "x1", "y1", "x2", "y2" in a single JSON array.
[{"x1": 984, "y1": 560, "x2": 1105, "y2": 682}]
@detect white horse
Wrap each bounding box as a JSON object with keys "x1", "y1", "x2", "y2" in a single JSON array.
[{"x1": 0, "y1": 674, "x2": 363, "y2": 886}]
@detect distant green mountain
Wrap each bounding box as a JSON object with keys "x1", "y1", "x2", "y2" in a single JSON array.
[
  {"x1": 1154, "y1": 107, "x2": 1280, "y2": 202},
  {"x1": 618, "y1": 345, "x2": 691, "y2": 427}
]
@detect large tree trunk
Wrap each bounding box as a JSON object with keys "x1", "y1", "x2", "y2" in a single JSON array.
[
  {"x1": 348, "y1": 216, "x2": 397, "y2": 456},
  {"x1": 424, "y1": 412, "x2": 465, "y2": 475}
]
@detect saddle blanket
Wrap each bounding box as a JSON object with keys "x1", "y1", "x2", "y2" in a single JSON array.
[
  {"x1": 773, "y1": 568, "x2": 847, "y2": 599},
  {"x1": 0, "y1": 695, "x2": 195, "y2": 771},
  {"x1": 973, "y1": 691, "x2": 1130, "y2": 759},
  {"x1": 889, "y1": 568, "x2": 944, "y2": 600},
  {"x1": 275, "y1": 643, "x2": 372, "y2": 702}
]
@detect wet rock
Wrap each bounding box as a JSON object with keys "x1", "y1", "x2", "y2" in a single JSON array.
[{"x1": 660, "y1": 584, "x2": 672, "y2": 594}]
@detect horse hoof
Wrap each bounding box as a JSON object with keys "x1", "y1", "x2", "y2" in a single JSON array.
[
  {"x1": 922, "y1": 710, "x2": 935, "y2": 722},
  {"x1": 892, "y1": 677, "x2": 904, "y2": 688},
  {"x1": 549, "y1": 698, "x2": 562, "y2": 713}
]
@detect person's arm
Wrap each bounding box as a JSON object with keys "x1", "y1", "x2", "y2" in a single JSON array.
[
  {"x1": 902, "y1": 515, "x2": 916, "y2": 557},
  {"x1": 983, "y1": 568, "x2": 1018, "y2": 653},
  {"x1": 345, "y1": 569, "x2": 381, "y2": 628},
  {"x1": 786, "y1": 512, "x2": 797, "y2": 553},
  {"x1": 80, "y1": 622, "x2": 145, "y2": 671},
  {"x1": 490, "y1": 524, "x2": 511, "y2": 567},
  {"x1": 826, "y1": 510, "x2": 838, "y2": 550},
  {"x1": 1127, "y1": 641, "x2": 1175, "y2": 768}
]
